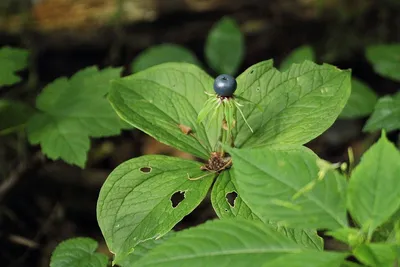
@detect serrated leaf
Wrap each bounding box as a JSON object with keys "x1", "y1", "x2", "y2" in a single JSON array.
[
  {"x1": 131, "y1": 44, "x2": 200, "y2": 73},
  {"x1": 0, "y1": 47, "x2": 29, "y2": 87},
  {"x1": 26, "y1": 66, "x2": 122, "y2": 167},
  {"x1": 347, "y1": 132, "x2": 400, "y2": 238},
  {"x1": 0, "y1": 99, "x2": 34, "y2": 135},
  {"x1": 230, "y1": 145, "x2": 348, "y2": 230},
  {"x1": 205, "y1": 16, "x2": 244, "y2": 75},
  {"x1": 363, "y1": 92, "x2": 400, "y2": 132},
  {"x1": 280, "y1": 45, "x2": 316, "y2": 71},
  {"x1": 262, "y1": 251, "x2": 347, "y2": 267},
  {"x1": 353, "y1": 243, "x2": 398, "y2": 267},
  {"x1": 50, "y1": 237, "x2": 108, "y2": 267},
  {"x1": 340, "y1": 78, "x2": 378, "y2": 119},
  {"x1": 366, "y1": 44, "x2": 400, "y2": 82},
  {"x1": 234, "y1": 60, "x2": 351, "y2": 148},
  {"x1": 109, "y1": 63, "x2": 220, "y2": 160},
  {"x1": 117, "y1": 232, "x2": 175, "y2": 267},
  {"x1": 96, "y1": 155, "x2": 214, "y2": 264},
  {"x1": 133, "y1": 219, "x2": 313, "y2": 267}
]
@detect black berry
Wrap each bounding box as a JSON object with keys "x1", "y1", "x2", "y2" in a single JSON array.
[{"x1": 213, "y1": 74, "x2": 237, "y2": 97}]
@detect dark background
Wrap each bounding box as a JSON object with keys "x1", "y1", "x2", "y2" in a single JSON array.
[{"x1": 0, "y1": 0, "x2": 399, "y2": 266}]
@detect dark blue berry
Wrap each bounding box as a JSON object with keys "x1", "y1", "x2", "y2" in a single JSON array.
[{"x1": 213, "y1": 74, "x2": 237, "y2": 97}]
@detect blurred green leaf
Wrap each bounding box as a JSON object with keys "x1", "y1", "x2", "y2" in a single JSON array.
[
  {"x1": 353, "y1": 243, "x2": 398, "y2": 267},
  {"x1": 0, "y1": 47, "x2": 29, "y2": 87},
  {"x1": 0, "y1": 99, "x2": 34, "y2": 135},
  {"x1": 347, "y1": 132, "x2": 400, "y2": 238},
  {"x1": 366, "y1": 44, "x2": 400, "y2": 82},
  {"x1": 340, "y1": 78, "x2": 378, "y2": 119},
  {"x1": 363, "y1": 92, "x2": 400, "y2": 132},
  {"x1": 205, "y1": 17, "x2": 244, "y2": 75},
  {"x1": 131, "y1": 44, "x2": 200, "y2": 73},
  {"x1": 27, "y1": 66, "x2": 122, "y2": 167},
  {"x1": 50, "y1": 237, "x2": 108, "y2": 267},
  {"x1": 280, "y1": 45, "x2": 316, "y2": 71}
]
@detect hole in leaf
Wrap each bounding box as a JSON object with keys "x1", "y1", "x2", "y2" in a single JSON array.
[
  {"x1": 140, "y1": 167, "x2": 152, "y2": 173},
  {"x1": 226, "y1": 191, "x2": 237, "y2": 207},
  {"x1": 250, "y1": 70, "x2": 254, "y2": 74},
  {"x1": 171, "y1": 191, "x2": 185, "y2": 208}
]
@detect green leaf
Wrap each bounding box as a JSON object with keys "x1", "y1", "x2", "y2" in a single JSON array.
[
  {"x1": 131, "y1": 44, "x2": 200, "y2": 73},
  {"x1": 366, "y1": 44, "x2": 400, "y2": 81},
  {"x1": 262, "y1": 251, "x2": 347, "y2": 267},
  {"x1": 211, "y1": 169, "x2": 323, "y2": 251},
  {"x1": 353, "y1": 243, "x2": 399, "y2": 267},
  {"x1": 205, "y1": 16, "x2": 244, "y2": 75},
  {"x1": 347, "y1": 132, "x2": 400, "y2": 238},
  {"x1": 230, "y1": 145, "x2": 348, "y2": 229},
  {"x1": 96, "y1": 155, "x2": 214, "y2": 264},
  {"x1": 0, "y1": 99, "x2": 34, "y2": 135},
  {"x1": 234, "y1": 60, "x2": 351, "y2": 148},
  {"x1": 280, "y1": 45, "x2": 316, "y2": 71},
  {"x1": 363, "y1": 92, "x2": 400, "y2": 133},
  {"x1": 117, "y1": 232, "x2": 175, "y2": 267},
  {"x1": 26, "y1": 66, "x2": 122, "y2": 167},
  {"x1": 133, "y1": 218, "x2": 313, "y2": 267},
  {"x1": 0, "y1": 47, "x2": 29, "y2": 87},
  {"x1": 109, "y1": 63, "x2": 220, "y2": 160},
  {"x1": 340, "y1": 78, "x2": 378, "y2": 119},
  {"x1": 50, "y1": 237, "x2": 108, "y2": 267},
  {"x1": 326, "y1": 227, "x2": 365, "y2": 247}
]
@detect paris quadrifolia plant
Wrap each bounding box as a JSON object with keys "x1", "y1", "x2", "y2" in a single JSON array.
[
  {"x1": 45, "y1": 32, "x2": 400, "y2": 267},
  {"x1": 50, "y1": 57, "x2": 400, "y2": 267}
]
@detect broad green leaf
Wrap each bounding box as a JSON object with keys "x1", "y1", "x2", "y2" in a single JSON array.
[
  {"x1": 205, "y1": 16, "x2": 244, "y2": 75},
  {"x1": 133, "y1": 219, "x2": 312, "y2": 267},
  {"x1": 230, "y1": 145, "x2": 348, "y2": 229},
  {"x1": 0, "y1": 99, "x2": 33, "y2": 135},
  {"x1": 347, "y1": 132, "x2": 400, "y2": 237},
  {"x1": 0, "y1": 47, "x2": 29, "y2": 87},
  {"x1": 109, "y1": 63, "x2": 220, "y2": 160},
  {"x1": 262, "y1": 251, "x2": 347, "y2": 267},
  {"x1": 363, "y1": 92, "x2": 400, "y2": 133},
  {"x1": 366, "y1": 44, "x2": 400, "y2": 81},
  {"x1": 27, "y1": 67, "x2": 122, "y2": 167},
  {"x1": 280, "y1": 45, "x2": 316, "y2": 71},
  {"x1": 50, "y1": 237, "x2": 108, "y2": 267},
  {"x1": 353, "y1": 243, "x2": 398, "y2": 267},
  {"x1": 131, "y1": 44, "x2": 200, "y2": 73},
  {"x1": 234, "y1": 60, "x2": 351, "y2": 148},
  {"x1": 117, "y1": 232, "x2": 174, "y2": 267},
  {"x1": 211, "y1": 169, "x2": 323, "y2": 251},
  {"x1": 97, "y1": 155, "x2": 214, "y2": 264},
  {"x1": 326, "y1": 227, "x2": 365, "y2": 247},
  {"x1": 340, "y1": 78, "x2": 378, "y2": 119}
]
